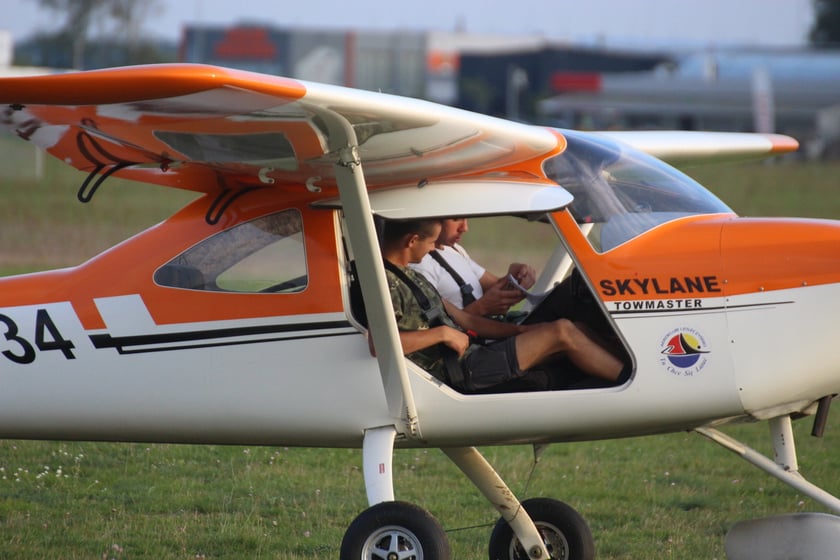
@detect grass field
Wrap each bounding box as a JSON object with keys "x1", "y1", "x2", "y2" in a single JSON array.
[{"x1": 1, "y1": 133, "x2": 839, "y2": 558}]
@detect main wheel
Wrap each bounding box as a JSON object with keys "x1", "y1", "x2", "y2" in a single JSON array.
[
  {"x1": 488, "y1": 498, "x2": 594, "y2": 560},
  {"x1": 340, "y1": 501, "x2": 452, "y2": 560}
]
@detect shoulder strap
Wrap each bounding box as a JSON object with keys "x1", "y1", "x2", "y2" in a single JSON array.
[
  {"x1": 429, "y1": 249, "x2": 477, "y2": 307},
  {"x1": 383, "y1": 259, "x2": 464, "y2": 389},
  {"x1": 384, "y1": 260, "x2": 442, "y2": 324}
]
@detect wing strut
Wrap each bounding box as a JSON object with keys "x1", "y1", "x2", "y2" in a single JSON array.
[{"x1": 319, "y1": 108, "x2": 420, "y2": 438}]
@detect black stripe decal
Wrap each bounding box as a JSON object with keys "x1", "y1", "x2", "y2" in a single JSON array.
[
  {"x1": 726, "y1": 301, "x2": 795, "y2": 311},
  {"x1": 611, "y1": 305, "x2": 726, "y2": 317},
  {"x1": 90, "y1": 320, "x2": 357, "y2": 354}
]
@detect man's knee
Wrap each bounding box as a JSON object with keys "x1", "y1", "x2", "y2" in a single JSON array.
[{"x1": 550, "y1": 318, "x2": 577, "y2": 345}]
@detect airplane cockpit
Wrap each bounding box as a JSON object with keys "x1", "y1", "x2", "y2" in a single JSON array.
[
  {"x1": 324, "y1": 175, "x2": 632, "y2": 395},
  {"x1": 323, "y1": 131, "x2": 735, "y2": 396}
]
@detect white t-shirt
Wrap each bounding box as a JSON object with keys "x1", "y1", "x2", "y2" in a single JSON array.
[{"x1": 411, "y1": 244, "x2": 486, "y2": 309}]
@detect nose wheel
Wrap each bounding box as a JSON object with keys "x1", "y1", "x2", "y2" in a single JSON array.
[{"x1": 488, "y1": 498, "x2": 594, "y2": 560}]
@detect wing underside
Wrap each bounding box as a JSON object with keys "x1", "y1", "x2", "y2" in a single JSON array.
[{"x1": 0, "y1": 64, "x2": 561, "y2": 194}]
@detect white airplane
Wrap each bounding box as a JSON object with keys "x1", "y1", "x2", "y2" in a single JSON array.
[
  {"x1": 0, "y1": 63, "x2": 837, "y2": 560},
  {"x1": 539, "y1": 49, "x2": 840, "y2": 159}
]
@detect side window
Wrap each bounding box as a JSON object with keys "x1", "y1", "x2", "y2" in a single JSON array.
[{"x1": 155, "y1": 210, "x2": 307, "y2": 293}]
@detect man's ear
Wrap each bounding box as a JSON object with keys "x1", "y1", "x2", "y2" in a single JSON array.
[{"x1": 403, "y1": 233, "x2": 418, "y2": 249}]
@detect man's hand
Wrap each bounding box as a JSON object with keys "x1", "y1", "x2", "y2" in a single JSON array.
[
  {"x1": 439, "y1": 325, "x2": 470, "y2": 356},
  {"x1": 470, "y1": 277, "x2": 524, "y2": 316},
  {"x1": 395, "y1": 325, "x2": 470, "y2": 357},
  {"x1": 507, "y1": 262, "x2": 536, "y2": 289}
]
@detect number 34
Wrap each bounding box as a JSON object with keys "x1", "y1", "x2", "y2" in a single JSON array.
[{"x1": 0, "y1": 309, "x2": 76, "y2": 364}]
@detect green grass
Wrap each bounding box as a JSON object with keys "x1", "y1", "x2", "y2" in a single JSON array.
[
  {"x1": 0, "y1": 418, "x2": 838, "y2": 559},
  {"x1": 0, "y1": 133, "x2": 196, "y2": 270},
  {"x1": 1, "y1": 138, "x2": 840, "y2": 557},
  {"x1": 687, "y1": 159, "x2": 840, "y2": 219}
]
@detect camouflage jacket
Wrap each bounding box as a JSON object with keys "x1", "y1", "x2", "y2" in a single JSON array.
[{"x1": 386, "y1": 263, "x2": 468, "y2": 381}]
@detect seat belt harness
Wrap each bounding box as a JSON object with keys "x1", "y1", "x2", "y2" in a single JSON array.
[{"x1": 383, "y1": 260, "x2": 465, "y2": 389}]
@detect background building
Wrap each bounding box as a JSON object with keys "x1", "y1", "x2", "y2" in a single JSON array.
[{"x1": 180, "y1": 25, "x2": 427, "y2": 99}]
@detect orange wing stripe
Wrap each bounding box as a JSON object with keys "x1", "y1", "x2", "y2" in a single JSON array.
[{"x1": 0, "y1": 64, "x2": 307, "y2": 106}]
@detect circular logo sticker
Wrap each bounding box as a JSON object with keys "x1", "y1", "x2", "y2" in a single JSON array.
[{"x1": 659, "y1": 327, "x2": 710, "y2": 376}]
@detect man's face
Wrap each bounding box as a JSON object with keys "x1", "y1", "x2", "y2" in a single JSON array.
[
  {"x1": 409, "y1": 223, "x2": 442, "y2": 263},
  {"x1": 436, "y1": 218, "x2": 468, "y2": 247}
]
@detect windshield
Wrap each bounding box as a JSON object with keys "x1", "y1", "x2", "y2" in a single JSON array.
[{"x1": 544, "y1": 129, "x2": 732, "y2": 251}]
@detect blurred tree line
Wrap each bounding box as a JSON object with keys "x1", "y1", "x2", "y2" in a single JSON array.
[
  {"x1": 14, "y1": 0, "x2": 176, "y2": 69},
  {"x1": 812, "y1": 0, "x2": 840, "y2": 46}
]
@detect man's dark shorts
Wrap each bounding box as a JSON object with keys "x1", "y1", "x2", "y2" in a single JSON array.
[
  {"x1": 463, "y1": 337, "x2": 566, "y2": 393},
  {"x1": 461, "y1": 336, "x2": 597, "y2": 394}
]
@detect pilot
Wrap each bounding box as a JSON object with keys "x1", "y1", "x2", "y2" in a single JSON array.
[
  {"x1": 410, "y1": 218, "x2": 535, "y2": 319},
  {"x1": 377, "y1": 218, "x2": 628, "y2": 394}
]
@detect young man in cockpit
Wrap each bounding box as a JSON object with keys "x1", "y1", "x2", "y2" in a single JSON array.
[
  {"x1": 377, "y1": 218, "x2": 627, "y2": 393},
  {"x1": 411, "y1": 217, "x2": 535, "y2": 319}
]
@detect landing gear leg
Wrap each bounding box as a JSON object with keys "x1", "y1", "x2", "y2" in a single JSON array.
[
  {"x1": 442, "y1": 447, "x2": 590, "y2": 560},
  {"x1": 341, "y1": 427, "x2": 452, "y2": 560},
  {"x1": 697, "y1": 418, "x2": 840, "y2": 512},
  {"x1": 361, "y1": 425, "x2": 397, "y2": 505}
]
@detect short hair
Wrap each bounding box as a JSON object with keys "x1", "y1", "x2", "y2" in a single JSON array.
[{"x1": 382, "y1": 218, "x2": 441, "y2": 245}]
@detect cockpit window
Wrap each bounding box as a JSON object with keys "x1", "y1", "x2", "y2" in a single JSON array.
[
  {"x1": 544, "y1": 130, "x2": 732, "y2": 251},
  {"x1": 155, "y1": 209, "x2": 307, "y2": 293}
]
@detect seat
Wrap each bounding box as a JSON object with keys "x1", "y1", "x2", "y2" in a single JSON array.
[{"x1": 155, "y1": 263, "x2": 206, "y2": 290}]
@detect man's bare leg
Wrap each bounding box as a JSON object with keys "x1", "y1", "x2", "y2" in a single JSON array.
[{"x1": 514, "y1": 319, "x2": 623, "y2": 381}]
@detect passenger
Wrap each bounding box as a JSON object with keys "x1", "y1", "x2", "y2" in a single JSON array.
[
  {"x1": 410, "y1": 218, "x2": 535, "y2": 318},
  {"x1": 377, "y1": 218, "x2": 628, "y2": 393}
]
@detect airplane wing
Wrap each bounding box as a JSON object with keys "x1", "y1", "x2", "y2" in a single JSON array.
[
  {"x1": 0, "y1": 63, "x2": 561, "y2": 194},
  {"x1": 0, "y1": 64, "x2": 798, "y2": 191},
  {"x1": 592, "y1": 130, "x2": 799, "y2": 167}
]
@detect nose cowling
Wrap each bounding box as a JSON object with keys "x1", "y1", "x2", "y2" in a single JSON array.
[
  {"x1": 721, "y1": 217, "x2": 840, "y2": 296},
  {"x1": 720, "y1": 217, "x2": 840, "y2": 417}
]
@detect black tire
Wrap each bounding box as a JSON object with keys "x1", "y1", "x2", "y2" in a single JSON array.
[
  {"x1": 488, "y1": 498, "x2": 594, "y2": 560},
  {"x1": 340, "y1": 501, "x2": 452, "y2": 560}
]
